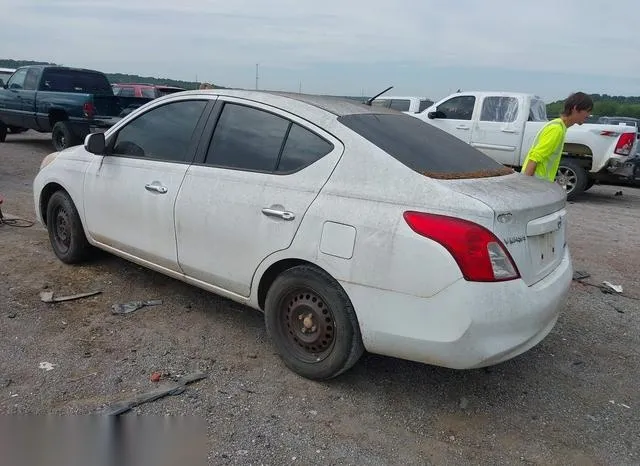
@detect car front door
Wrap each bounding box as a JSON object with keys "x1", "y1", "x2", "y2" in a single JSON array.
[
  {"x1": 174, "y1": 98, "x2": 343, "y2": 297},
  {"x1": 426, "y1": 95, "x2": 476, "y2": 143},
  {"x1": 469, "y1": 95, "x2": 526, "y2": 166},
  {"x1": 83, "y1": 97, "x2": 212, "y2": 272},
  {"x1": 0, "y1": 68, "x2": 28, "y2": 127}
]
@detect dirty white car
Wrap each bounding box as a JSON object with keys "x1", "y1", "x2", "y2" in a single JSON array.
[{"x1": 33, "y1": 90, "x2": 573, "y2": 380}]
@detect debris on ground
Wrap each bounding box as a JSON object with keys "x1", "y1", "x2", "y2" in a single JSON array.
[
  {"x1": 40, "y1": 290, "x2": 102, "y2": 303},
  {"x1": 150, "y1": 371, "x2": 162, "y2": 382},
  {"x1": 39, "y1": 362, "x2": 56, "y2": 371},
  {"x1": 572, "y1": 270, "x2": 591, "y2": 281},
  {"x1": 615, "y1": 191, "x2": 623, "y2": 197},
  {"x1": 98, "y1": 371, "x2": 208, "y2": 416},
  {"x1": 601, "y1": 281, "x2": 623, "y2": 294},
  {"x1": 111, "y1": 300, "x2": 163, "y2": 315}
]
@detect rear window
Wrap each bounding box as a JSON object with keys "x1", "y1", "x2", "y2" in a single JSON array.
[
  {"x1": 41, "y1": 69, "x2": 113, "y2": 95},
  {"x1": 337, "y1": 113, "x2": 512, "y2": 179}
]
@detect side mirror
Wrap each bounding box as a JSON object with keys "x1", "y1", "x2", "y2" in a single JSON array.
[
  {"x1": 84, "y1": 132, "x2": 105, "y2": 155},
  {"x1": 428, "y1": 110, "x2": 445, "y2": 119}
]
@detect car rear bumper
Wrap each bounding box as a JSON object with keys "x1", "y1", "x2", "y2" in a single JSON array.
[{"x1": 341, "y1": 248, "x2": 573, "y2": 369}]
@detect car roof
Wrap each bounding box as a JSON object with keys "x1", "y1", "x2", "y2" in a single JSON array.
[
  {"x1": 372, "y1": 96, "x2": 431, "y2": 101},
  {"x1": 173, "y1": 89, "x2": 401, "y2": 117}
]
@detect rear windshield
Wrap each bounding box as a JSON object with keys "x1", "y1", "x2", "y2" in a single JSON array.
[
  {"x1": 337, "y1": 113, "x2": 512, "y2": 179},
  {"x1": 41, "y1": 69, "x2": 113, "y2": 95}
]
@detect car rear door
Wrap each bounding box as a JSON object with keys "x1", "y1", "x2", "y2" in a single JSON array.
[
  {"x1": 83, "y1": 96, "x2": 212, "y2": 271},
  {"x1": 174, "y1": 98, "x2": 344, "y2": 297}
]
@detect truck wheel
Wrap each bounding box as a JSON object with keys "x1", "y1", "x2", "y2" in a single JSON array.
[
  {"x1": 0, "y1": 123, "x2": 6, "y2": 143},
  {"x1": 556, "y1": 158, "x2": 588, "y2": 201},
  {"x1": 264, "y1": 265, "x2": 364, "y2": 380},
  {"x1": 52, "y1": 121, "x2": 79, "y2": 151},
  {"x1": 45, "y1": 190, "x2": 92, "y2": 264},
  {"x1": 584, "y1": 179, "x2": 596, "y2": 192}
]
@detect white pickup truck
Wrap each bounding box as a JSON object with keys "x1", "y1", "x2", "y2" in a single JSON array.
[{"x1": 410, "y1": 91, "x2": 638, "y2": 199}]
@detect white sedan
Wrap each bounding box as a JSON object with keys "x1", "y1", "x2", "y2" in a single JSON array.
[{"x1": 33, "y1": 90, "x2": 573, "y2": 380}]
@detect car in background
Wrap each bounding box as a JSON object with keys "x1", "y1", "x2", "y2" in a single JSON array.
[
  {"x1": 371, "y1": 96, "x2": 434, "y2": 114},
  {"x1": 34, "y1": 90, "x2": 572, "y2": 380},
  {"x1": 112, "y1": 83, "x2": 185, "y2": 99}
]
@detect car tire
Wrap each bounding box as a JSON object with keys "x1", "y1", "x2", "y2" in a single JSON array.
[
  {"x1": 52, "y1": 121, "x2": 79, "y2": 151},
  {"x1": 584, "y1": 179, "x2": 596, "y2": 192},
  {"x1": 556, "y1": 158, "x2": 588, "y2": 201},
  {"x1": 46, "y1": 190, "x2": 92, "y2": 264},
  {"x1": 0, "y1": 123, "x2": 7, "y2": 143},
  {"x1": 265, "y1": 265, "x2": 364, "y2": 380}
]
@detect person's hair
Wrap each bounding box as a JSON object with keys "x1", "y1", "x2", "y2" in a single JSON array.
[{"x1": 562, "y1": 92, "x2": 593, "y2": 115}]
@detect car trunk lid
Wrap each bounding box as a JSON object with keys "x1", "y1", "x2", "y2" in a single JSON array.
[{"x1": 441, "y1": 173, "x2": 567, "y2": 286}]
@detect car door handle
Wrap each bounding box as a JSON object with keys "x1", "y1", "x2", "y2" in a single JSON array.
[
  {"x1": 145, "y1": 183, "x2": 168, "y2": 194},
  {"x1": 501, "y1": 129, "x2": 517, "y2": 133},
  {"x1": 262, "y1": 207, "x2": 295, "y2": 221},
  {"x1": 456, "y1": 125, "x2": 470, "y2": 130}
]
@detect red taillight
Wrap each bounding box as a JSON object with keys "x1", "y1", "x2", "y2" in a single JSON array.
[
  {"x1": 403, "y1": 211, "x2": 520, "y2": 282},
  {"x1": 83, "y1": 102, "x2": 95, "y2": 119},
  {"x1": 614, "y1": 132, "x2": 635, "y2": 156}
]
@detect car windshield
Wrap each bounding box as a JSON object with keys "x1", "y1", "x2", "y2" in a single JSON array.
[
  {"x1": 338, "y1": 113, "x2": 513, "y2": 179},
  {"x1": 0, "y1": 71, "x2": 13, "y2": 85}
]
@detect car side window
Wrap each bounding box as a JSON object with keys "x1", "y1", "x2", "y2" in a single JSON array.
[
  {"x1": 23, "y1": 69, "x2": 39, "y2": 91},
  {"x1": 117, "y1": 87, "x2": 136, "y2": 97},
  {"x1": 436, "y1": 96, "x2": 476, "y2": 120},
  {"x1": 418, "y1": 100, "x2": 433, "y2": 112},
  {"x1": 276, "y1": 124, "x2": 334, "y2": 173},
  {"x1": 205, "y1": 103, "x2": 290, "y2": 172},
  {"x1": 7, "y1": 69, "x2": 27, "y2": 90},
  {"x1": 480, "y1": 97, "x2": 519, "y2": 123},
  {"x1": 111, "y1": 100, "x2": 207, "y2": 162},
  {"x1": 371, "y1": 99, "x2": 390, "y2": 109},
  {"x1": 389, "y1": 99, "x2": 410, "y2": 112}
]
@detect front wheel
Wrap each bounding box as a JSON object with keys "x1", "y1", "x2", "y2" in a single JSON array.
[
  {"x1": 265, "y1": 265, "x2": 364, "y2": 380},
  {"x1": 0, "y1": 122, "x2": 7, "y2": 142},
  {"x1": 556, "y1": 159, "x2": 588, "y2": 201},
  {"x1": 46, "y1": 190, "x2": 92, "y2": 264}
]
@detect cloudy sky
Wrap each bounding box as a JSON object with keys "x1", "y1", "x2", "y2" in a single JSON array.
[{"x1": 0, "y1": 0, "x2": 638, "y2": 101}]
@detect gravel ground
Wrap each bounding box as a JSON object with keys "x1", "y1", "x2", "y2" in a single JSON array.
[{"x1": 1, "y1": 131, "x2": 639, "y2": 465}]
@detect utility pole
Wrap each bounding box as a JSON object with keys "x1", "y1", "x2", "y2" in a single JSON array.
[{"x1": 255, "y1": 64, "x2": 258, "y2": 90}]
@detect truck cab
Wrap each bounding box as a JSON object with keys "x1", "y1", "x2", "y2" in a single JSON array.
[{"x1": 416, "y1": 91, "x2": 638, "y2": 199}]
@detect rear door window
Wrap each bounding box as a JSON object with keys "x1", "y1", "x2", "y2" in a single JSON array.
[
  {"x1": 389, "y1": 99, "x2": 411, "y2": 112},
  {"x1": 338, "y1": 113, "x2": 510, "y2": 178}
]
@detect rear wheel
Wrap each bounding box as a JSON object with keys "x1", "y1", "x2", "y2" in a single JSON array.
[
  {"x1": 0, "y1": 123, "x2": 6, "y2": 142},
  {"x1": 46, "y1": 190, "x2": 92, "y2": 263},
  {"x1": 52, "y1": 121, "x2": 79, "y2": 151},
  {"x1": 556, "y1": 158, "x2": 588, "y2": 201},
  {"x1": 265, "y1": 265, "x2": 364, "y2": 380}
]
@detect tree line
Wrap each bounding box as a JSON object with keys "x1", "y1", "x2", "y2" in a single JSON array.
[{"x1": 3, "y1": 59, "x2": 639, "y2": 117}]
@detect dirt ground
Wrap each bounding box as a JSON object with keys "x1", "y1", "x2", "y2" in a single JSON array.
[{"x1": 1, "y1": 131, "x2": 639, "y2": 465}]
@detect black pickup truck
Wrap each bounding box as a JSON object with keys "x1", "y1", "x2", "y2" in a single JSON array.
[{"x1": 0, "y1": 65, "x2": 154, "y2": 150}]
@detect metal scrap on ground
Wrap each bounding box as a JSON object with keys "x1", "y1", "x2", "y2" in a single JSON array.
[
  {"x1": 98, "y1": 371, "x2": 208, "y2": 416},
  {"x1": 111, "y1": 300, "x2": 163, "y2": 315},
  {"x1": 39, "y1": 290, "x2": 102, "y2": 303}
]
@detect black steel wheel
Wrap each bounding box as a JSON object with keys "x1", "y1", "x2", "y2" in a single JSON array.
[
  {"x1": 265, "y1": 265, "x2": 364, "y2": 380},
  {"x1": 46, "y1": 190, "x2": 92, "y2": 263}
]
